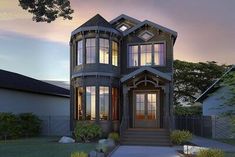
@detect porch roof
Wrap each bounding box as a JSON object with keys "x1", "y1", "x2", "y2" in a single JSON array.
[{"x1": 120, "y1": 67, "x2": 172, "y2": 83}]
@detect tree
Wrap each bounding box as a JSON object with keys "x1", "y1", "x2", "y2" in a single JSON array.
[
  {"x1": 173, "y1": 60, "x2": 227, "y2": 106},
  {"x1": 19, "y1": 0, "x2": 74, "y2": 23}
]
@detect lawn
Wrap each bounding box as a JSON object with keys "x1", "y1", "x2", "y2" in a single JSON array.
[
  {"x1": 216, "y1": 139, "x2": 235, "y2": 146},
  {"x1": 0, "y1": 137, "x2": 96, "y2": 157}
]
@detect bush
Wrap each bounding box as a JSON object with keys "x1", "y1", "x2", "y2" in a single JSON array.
[
  {"x1": 108, "y1": 132, "x2": 119, "y2": 143},
  {"x1": 74, "y1": 122, "x2": 102, "y2": 142},
  {"x1": 170, "y1": 130, "x2": 192, "y2": 145},
  {"x1": 0, "y1": 113, "x2": 21, "y2": 139},
  {"x1": 18, "y1": 113, "x2": 41, "y2": 137},
  {"x1": 197, "y1": 149, "x2": 224, "y2": 157},
  {"x1": 71, "y1": 151, "x2": 88, "y2": 157}
]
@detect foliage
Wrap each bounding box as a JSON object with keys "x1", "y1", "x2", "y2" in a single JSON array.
[
  {"x1": 197, "y1": 149, "x2": 224, "y2": 157},
  {"x1": 174, "y1": 105, "x2": 202, "y2": 116},
  {"x1": 0, "y1": 112, "x2": 42, "y2": 139},
  {"x1": 173, "y1": 60, "x2": 227, "y2": 106},
  {"x1": 71, "y1": 151, "x2": 88, "y2": 157},
  {"x1": 19, "y1": 0, "x2": 74, "y2": 23},
  {"x1": 74, "y1": 122, "x2": 102, "y2": 142},
  {"x1": 18, "y1": 113, "x2": 42, "y2": 137},
  {"x1": 108, "y1": 132, "x2": 120, "y2": 143},
  {"x1": 0, "y1": 113, "x2": 21, "y2": 139},
  {"x1": 170, "y1": 130, "x2": 192, "y2": 145}
]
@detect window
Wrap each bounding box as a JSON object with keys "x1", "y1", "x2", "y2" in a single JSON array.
[
  {"x1": 77, "y1": 40, "x2": 83, "y2": 65},
  {"x1": 119, "y1": 25, "x2": 128, "y2": 31},
  {"x1": 128, "y1": 43, "x2": 165, "y2": 67},
  {"x1": 76, "y1": 87, "x2": 84, "y2": 120},
  {"x1": 86, "y1": 86, "x2": 96, "y2": 120},
  {"x1": 112, "y1": 41, "x2": 118, "y2": 66},
  {"x1": 99, "y1": 86, "x2": 109, "y2": 120},
  {"x1": 112, "y1": 88, "x2": 119, "y2": 120},
  {"x1": 99, "y1": 38, "x2": 109, "y2": 64},
  {"x1": 140, "y1": 44, "x2": 152, "y2": 66},
  {"x1": 86, "y1": 38, "x2": 96, "y2": 64},
  {"x1": 147, "y1": 94, "x2": 157, "y2": 120},
  {"x1": 154, "y1": 44, "x2": 165, "y2": 65},
  {"x1": 128, "y1": 45, "x2": 139, "y2": 67}
]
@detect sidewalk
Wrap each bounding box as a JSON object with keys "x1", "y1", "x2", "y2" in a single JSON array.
[
  {"x1": 111, "y1": 146, "x2": 180, "y2": 157},
  {"x1": 191, "y1": 136, "x2": 235, "y2": 152}
]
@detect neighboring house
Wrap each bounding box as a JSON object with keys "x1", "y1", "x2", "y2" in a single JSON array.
[
  {"x1": 0, "y1": 69, "x2": 70, "y2": 136},
  {"x1": 70, "y1": 14, "x2": 177, "y2": 145},
  {"x1": 195, "y1": 65, "x2": 235, "y2": 138}
]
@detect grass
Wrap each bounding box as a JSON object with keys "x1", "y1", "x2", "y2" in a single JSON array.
[
  {"x1": 0, "y1": 137, "x2": 96, "y2": 157},
  {"x1": 226, "y1": 152, "x2": 235, "y2": 157},
  {"x1": 216, "y1": 139, "x2": 235, "y2": 146}
]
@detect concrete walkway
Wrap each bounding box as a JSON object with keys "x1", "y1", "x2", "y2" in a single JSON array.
[
  {"x1": 111, "y1": 146, "x2": 180, "y2": 157},
  {"x1": 192, "y1": 136, "x2": 235, "y2": 152}
]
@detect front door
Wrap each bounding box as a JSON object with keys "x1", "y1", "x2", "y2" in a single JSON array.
[{"x1": 134, "y1": 92, "x2": 159, "y2": 128}]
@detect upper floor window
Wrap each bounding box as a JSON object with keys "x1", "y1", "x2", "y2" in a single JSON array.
[
  {"x1": 99, "y1": 38, "x2": 109, "y2": 64},
  {"x1": 86, "y1": 38, "x2": 96, "y2": 64},
  {"x1": 128, "y1": 45, "x2": 139, "y2": 67},
  {"x1": 99, "y1": 86, "x2": 109, "y2": 120},
  {"x1": 77, "y1": 40, "x2": 83, "y2": 65},
  {"x1": 128, "y1": 43, "x2": 165, "y2": 67},
  {"x1": 140, "y1": 44, "x2": 152, "y2": 66},
  {"x1": 154, "y1": 44, "x2": 165, "y2": 65},
  {"x1": 86, "y1": 86, "x2": 96, "y2": 120},
  {"x1": 112, "y1": 41, "x2": 118, "y2": 66}
]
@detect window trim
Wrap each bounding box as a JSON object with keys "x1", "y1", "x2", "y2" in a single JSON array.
[{"x1": 127, "y1": 41, "x2": 166, "y2": 68}]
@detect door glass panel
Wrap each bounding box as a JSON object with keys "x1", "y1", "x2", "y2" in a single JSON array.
[
  {"x1": 147, "y1": 94, "x2": 157, "y2": 120},
  {"x1": 136, "y1": 94, "x2": 145, "y2": 120}
]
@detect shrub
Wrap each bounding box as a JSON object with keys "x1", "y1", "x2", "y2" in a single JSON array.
[
  {"x1": 0, "y1": 112, "x2": 21, "y2": 139},
  {"x1": 71, "y1": 151, "x2": 88, "y2": 157},
  {"x1": 197, "y1": 149, "x2": 224, "y2": 157},
  {"x1": 18, "y1": 113, "x2": 41, "y2": 137},
  {"x1": 108, "y1": 132, "x2": 119, "y2": 143},
  {"x1": 170, "y1": 130, "x2": 192, "y2": 145},
  {"x1": 74, "y1": 122, "x2": 102, "y2": 142}
]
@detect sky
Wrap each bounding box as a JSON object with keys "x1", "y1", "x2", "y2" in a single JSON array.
[{"x1": 0, "y1": 0, "x2": 235, "y2": 81}]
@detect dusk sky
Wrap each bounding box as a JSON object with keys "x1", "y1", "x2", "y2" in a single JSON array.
[{"x1": 0, "y1": 0, "x2": 234, "y2": 81}]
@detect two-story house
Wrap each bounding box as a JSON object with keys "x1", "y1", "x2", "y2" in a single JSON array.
[{"x1": 70, "y1": 14, "x2": 177, "y2": 145}]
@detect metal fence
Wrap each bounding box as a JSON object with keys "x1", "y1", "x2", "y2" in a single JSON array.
[
  {"x1": 174, "y1": 116, "x2": 234, "y2": 139},
  {"x1": 39, "y1": 116, "x2": 71, "y2": 136},
  {"x1": 174, "y1": 116, "x2": 212, "y2": 138}
]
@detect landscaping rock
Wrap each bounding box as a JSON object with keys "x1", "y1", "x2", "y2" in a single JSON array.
[
  {"x1": 58, "y1": 136, "x2": 75, "y2": 143},
  {"x1": 89, "y1": 150, "x2": 105, "y2": 157},
  {"x1": 183, "y1": 145, "x2": 208, "y2": 155},
  {"x1": 98, "y1": 139, "x2": 115, "y2": 148}
]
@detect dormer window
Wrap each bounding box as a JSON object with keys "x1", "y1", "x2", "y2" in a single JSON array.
[
  {"x1": 119, "y1": 24, "x2": 128, "y2": 31},
  {"x1": 138, "y1": 30, "x2": 154, "y2": 41}
]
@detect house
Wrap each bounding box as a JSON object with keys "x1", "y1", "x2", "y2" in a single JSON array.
[
  {"x1": 0, "y1": 69, "x2": 70, "y2": 136},
  {"x1": 70, "y1": 14, "x2": 177, "y2": 145},
  {"x1": 195, "y1": 65, "x2": 235, "y2": 138}
]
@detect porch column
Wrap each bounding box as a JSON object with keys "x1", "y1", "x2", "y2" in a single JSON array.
[
  {"x1": 163, "y1": 83, "x2": 170, "y2": 129},
  {"x1": 122, "y1": 85, "x2": 129, "y2": 128}
]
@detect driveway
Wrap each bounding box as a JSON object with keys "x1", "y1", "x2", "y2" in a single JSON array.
[{"x1": 111, "y1": 146, "x2": 180, "y2": 157}]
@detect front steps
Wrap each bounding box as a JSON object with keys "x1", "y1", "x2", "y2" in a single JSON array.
[{"x1": 120, "y1": 128, "x2": 171, "y2": 146}]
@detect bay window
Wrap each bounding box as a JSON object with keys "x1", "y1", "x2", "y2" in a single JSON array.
[
  {"x1": 76, "y1": 87, "x2": 84, "y2": 120},
  {"x1": 112, "y1": 41, "x2": 118, "y2": 66},
  {"x1": 99, "y1": 86, "x2": 109, "y2": 120},
  {"x1": 86, "y1": 38, "x2": 96, "y2": 64},
  {"x1": 99, "y1": 38, "x2": 109, "y2": 64},
  {"x1": 86, "y1": 86, "x2": 96, "y2": 120},
  {"x1": 112, "y1": 88, "x2": 119, "y2": 120},
  {"x1": 77, "y1": 40, "x2": 83, "y2": 65}
]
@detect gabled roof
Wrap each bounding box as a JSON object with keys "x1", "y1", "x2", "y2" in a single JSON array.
[
  {"x1": 109, "y1": 14, "x2": 141, "y2": 25},
  {"x1": 195, "y1": 65, "x2": 235, "y2": 102},
  {"x1": 0, "y1": 69, "x2": 70, "y2": 97},
  {"x1": 121, "y1": 67, "x2": 172, "y2": 83},
  {"x1": 72, "y1": 14, "x2": 121, "y2": 36},
  {"x1": 123, "y1": 20, "x2": 178, "y2": 39}
]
